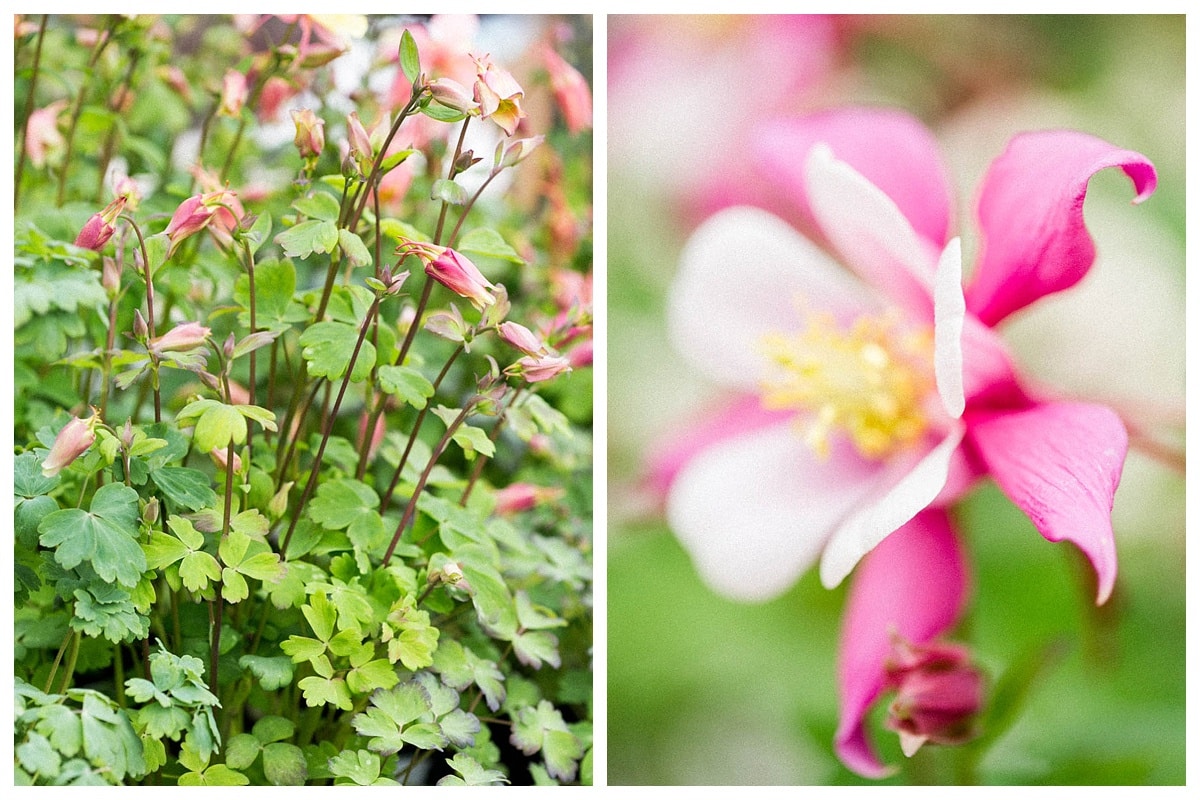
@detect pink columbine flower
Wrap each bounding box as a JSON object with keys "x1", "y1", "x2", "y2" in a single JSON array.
[
  {"x1": 25, "y1": 99, "x2": 68, "y2": 168},
  {"x1": 472, "y1": 54, "x2": 525, "y2": 136},
  {"x1": 218, "y1": 69, "x2": 249, "y2": 117},
  {"x1": 74, "y1": 196, "x2": 128, "y2": 251},
  {"x1": 399, "y1": 240, "x2": 495, "y2": 311},
  {"x1": 42, "y1": 412, "x2": 99, "y2": 477},
  {"x1": 346, "y1": 111, "x2": 373, "y2": 167},
  {"x1": 148, "y1": 322, "x2": 210, "y2": 356},
  {"x1": 165, "y1": 190, "x2": 233, "y2": 254},
  {"x1": 541, "y1": 44, "x2": 592, "y2": 134},
  {"x1": 493, "y1": 483, "x2": 566, "y2": 516},
  {"x1": 429, "y1": 77, "x2": 480, "y2": 115},
  {"x1": 508, "y1": 353, "x2": 572, "y2": 384},
  {"x1": 657, "y1": 107, "x2": 1156, "y2": 776}
]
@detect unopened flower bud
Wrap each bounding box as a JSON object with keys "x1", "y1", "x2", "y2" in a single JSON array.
[
  {"x1": 42, "y1": 412, "x2": 99, "y2": 477},
  {"x1": 493, "y1": 482, "x2": 565, "y2": 515},
  {"x1": 494, "y1": 135, "x2": 544, "y2": 172},
  {"x1": 165, "y1": 191, "x2": 229, "y2": 255},
  {"x1": 507, "y1": 353, "x2": 572, "y2": 384},
  {"x1": 269, "y1": 481, "x2": 293, "y2": 521},
  {"x1": 74, "y1": 196, "x2": 127, "y2": 252},
  {"x1": 498, "y1": 321, "x2": 548, "y2": 357},
  {"x1": 542, "y1": 44, "x2": 593, "y2": 134},
  {"x1": 148, "y1": 322, "x2": 210, "y2": 356},
  {"x1": 132, "y1": 309, "x2": 149, "y2": 343},
  {"x1": 142, "y1": 497, "x2": 160, "y2": 525},
  {"x1": 210, "y1": 446, "x2": 243, "y2": 474},
  {"x1": 429, "y1": 77, "x2": 480, "y2": 115},
  {"x1": 292, "y1": 108, "x2": 325, "y2": 161},
  {"x1": 218, "y1": 69, "x2": 249, "y2": 118},
  {"x1": 101, "y1": 256, "x2": 122, "y2": 296},
  {"x1": 884, "y1": 637, "x2": 984, "y2": 757},
  {"x1": 223, "y1": 332, "x2": 236, "y2": 359},
  {"x1": 346, "y1": 111, "x2": 373, "y2": 165}
]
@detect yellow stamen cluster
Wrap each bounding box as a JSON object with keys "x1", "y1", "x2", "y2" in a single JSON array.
[{"x1": 759, "y1": 310, "x2": 934, "y2": 460}]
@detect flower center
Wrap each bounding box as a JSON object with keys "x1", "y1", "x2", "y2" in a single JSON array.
[{"x1": 759, "y1": 309, "x2": 934, "y2": 460}]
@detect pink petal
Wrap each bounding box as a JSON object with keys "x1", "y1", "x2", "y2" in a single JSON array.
[
  {"x1": 933, "y1": 237, "x2": 965, "y2": 418},
  {"x1": 967, "y1": 401, "x2": 1126, "y2": 604},
  {"x1": 645, "y1": 394, "x2": 793, "y2": 500},
  {"x1": 965, "y1": 130, "x2": 1157, "y2": 327},
  {"x1": 835, "y1": 509, "x2": 969, "y2": 778},
  {"x1": 820, "y1": 424, "x2": 965, "y2": 589},
  {"x1": 668, "y1": 206, "x2": 874, "y2": 389},
  {"x1": 666, "y1": 423, "x2": 881, "y2": 602},
  {"x1": 803, "y1": 144, "x2": 939, "y2": 317},
  {"x1": 753, "y1": 107, "x2": 954, "y2": 249}
]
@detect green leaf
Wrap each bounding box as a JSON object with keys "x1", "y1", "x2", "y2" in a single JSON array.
[
  {"x1": 513, "y1": 630, "x2": 561, "y2": 670},
  {"x1": 450, "y1": 423, "x2": 496, "y2": 458},
  {"x1": 438, "y1": 752, "x2": 508, "y2": 786},
  {"x1": 308, "y1": 479, "x2": 379, "y2": 530},
  {"x1": 298, "y1": 675, "x2": 353, "y2": 710},
  {"x1": 347, "y1": 659, "x2": 400, "y2": 695},
  {"x1": 246, "y1": 259, "x2": 298, "y2": 324},
  {"x1": 193, "y1": 764, "x2": 251, "y2": 786},
  {"x1": 328, "y1": 749, "x2": 396, "y2": 786},
  {"x1": 150, "y1": 467, "x2": 217, "y2": 511},
  {"x1": 39, "y1": 484, "x2": 146, "y2": 588},
  {"x1": 510, "y1": 701, "x2": 582, "y2": 783},
  {"x1": 252, "y1": 715, "x2": 296, "y2": 744},
  {"x1": 280, "y1": 636, "x2": 326, "y2": 664},
  {"x1": 239, "y1": 656, "x2": 294, "y2": 692},
  {"x1": 431, "y1": 178, "x2": 467, "y2": 205},
  {"x1": 223, "y1": 733, "x2": 261, "y2": 770},
  {"x1": 338, "y1": 229, "x2": 372, "y2": 267},
  {"x1": 439, "y1": 709, "x2": 482, "y2": 748},
  {"x1": 275, "y1": 219, "x2": 339, "y2": 259},
  {"x1": 460, "y1": 563, "x2": 518, "y2": 639},
  {"x1": 15, "y1": 451, "x2": 59, "y2": 497},
  {"x1": 179, "y1": 550, "x2": 222, "y2": 593},
  {"x1": 399, "y1": 29, "x2": 420, "y2": 83},
  {"x1": 177, "y1": 400, "x2": 247, "y2": 454},
  {"x1": 457, "y1": 227, "x2": 525, "y2": 264},
  {"x1": 263, "y1": 742, "x2": 308, "y2": 785},
  {"x1": 303, "y1": 591, "x2": 338, "y2": 642},
  {"x1": 245, "y1": 210, "x2": 273, "y2": 256},
  {"x1": 422, "y1": 103, "x2": 467, "y2": 123},
  {"x1": 292, "y1": 191, "x2": 341, "y2": 222},
  {"x1": 298, "y1": 321, "x2": 376, "y2": 382},
  {"x1": 71, "y1": 585, "x2": 149, "y2": 643},
  {"x1": 376, "y1": 365, "x2": 435, "y2": 409},
  {"x1": 18, "y1": 731, "x2": 63, "y2": 777}
]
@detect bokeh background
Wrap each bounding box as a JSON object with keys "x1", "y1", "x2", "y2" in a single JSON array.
[{"x1": 607, "y1": 15, "x2": 1184, "y2": 785}]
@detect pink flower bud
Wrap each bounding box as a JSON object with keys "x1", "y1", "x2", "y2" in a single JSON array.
[
  {"x1": 346, "y1": 111, "x2": 373, "y2": 164},
  {"x1": 148, "y1": 322, "x2": 210, "y2": 356},
  {"x1": 74, "y1": 197, "x2": 127, "y2": 252},
  {"x1": 498, "y1": 321, "x2": 547, "y2": 357},
  {"x1": 132, "y1": 309, "x2": 149, "y2": 342},
  {"x1": 495, "y1": 135, "x2": 544, "y2": 172},
  {"x1": 292, "y1": 108, "x2": 325, "y2": 161},
  {"x1": 42, "y1": 413, "x2": 99, "y2": 477},
  {"x1": 257, "y1": 75, "x2": 298, "y2": 122},
  {"x1": 509, "y1": 353, "x2": 572, "y2": 384},
  {"x1": 493, "y1": 482, "x2": 565, "y2": 515},
  {"x1": 542, "y1": 44, "x2": 592, "y2": 134},
  {"x1": 165, "y1": 191, "x2": 230, "y2": 254},
  {"x1": 429, "y1": 77, "x2": 480, "y2": 114},
  {"x1": 473, "y1": 54, "x2": 525, "y2": 136},
  {"x1": 101, "y1": 256, "x2": 122, "y2": 296},
  {"x1": 25, "y1": 100, "x2": 68, "y2": 168},
  {"x1": 566, "y1": 340, "x2": 593, "y2": 368},
  {"x1": 883, "y1": 638, "x2": 984, "y2": 757},
  {"x1": 400, "y1": 240, "x2": 495, "y2": 311},
  {"x1": 218, "y1": 69, "x2": 249, "y2": 117},
  {"x1": 210, "y1": 446, "x2": 243, "y2": 474}
]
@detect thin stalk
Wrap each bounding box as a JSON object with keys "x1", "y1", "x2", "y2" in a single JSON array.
[
  {"x1": 94, "y1": 48, "x2": 141, "y2": 203},
  {"x1": 280, "y1": 297, "x2": 383, "y2": 557},
  {"x1": 55, "y1": 17, "x2": 115, "y2": 206},
  {"x1": 275, "y1": 378, "x2": 325, "y2": 491},
  {"x1": 15, "y1": 14, "x2": 49, "y2": 208},
  {"x1": 380, "y1": 344, "x2": 464, "y2": 508},
  {"x1": 346, "y1": 92, "x2": 425, "y2": 232},
  {"x1": 382, "y1": 403, "x2": 472, "y2": 566},
  {"x1": 121, "y1": 215, "x2": 160, "y2": 421},
  {"x1": 58, "y1": 630, "x2": 83, "y2": 694},
  {"x1": 43, "y1": 627, "x2": 74, "y2": 693},
  {"x1": 241, "y1": 240, "x2": 259, "y2": 445},
  {"x1": 446, "y1": 171, "x2": 502, "y2": 248},
  {"x1": 460, "y1": 386, "x2": 522, "y2": 505}
]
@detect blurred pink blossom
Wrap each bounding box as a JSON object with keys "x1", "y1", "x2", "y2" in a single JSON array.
[{"x1": 25, "y1": 100, "x2": 68, "y2": 168}]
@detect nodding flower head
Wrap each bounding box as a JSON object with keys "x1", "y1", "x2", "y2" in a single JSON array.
[{"x1": 397, "y1": 239, "x2": 495, "y2": 311}]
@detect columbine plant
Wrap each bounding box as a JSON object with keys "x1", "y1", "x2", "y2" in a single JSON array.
[
  {"x1": 14, "y1": 14, "x2": 593, "y2": 787},
  {"x1": 655, "y1": 106, "x2": 1160, "y2": 777}
]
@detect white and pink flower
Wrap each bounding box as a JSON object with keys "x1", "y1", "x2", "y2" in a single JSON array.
[{"x1": 657, "y1": 107, "x2": 1156, "y2": 776}]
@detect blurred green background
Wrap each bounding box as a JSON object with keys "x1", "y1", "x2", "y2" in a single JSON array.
[{"x1": 607, "y1": 15, "x2": 1184, "y2": 785}]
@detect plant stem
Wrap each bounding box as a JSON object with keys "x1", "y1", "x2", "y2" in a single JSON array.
[
  {"x1": 241, "y1": 240, "x2": 259, "y2": 443},
  {"x1": 121, "y1": 215, "x2": 160, "y2": 421},
  {"x1": 58, "y1": 629, "x2": 83, "y2": 694},
  {"x1": 346, "y1": 92, "x2": 424, "y2": 232},
  {"x1": 56, "y1": 17, "x2": 115, "y2": 207},
  {"x1": 379, "y1": 344, "x2": 464, "y2": 508},
  {"x1": 280, "y1": 297, "x2": 382, "y2": 557},
  {"x1": 460, "y1": 386, "x2": 521, "y2": 505},
  {"x1": 276, "y1": 378, "x2": 325, "y2": 491},
  {"x1": 382, "y1": 403, "x2": 472, "y2": 566},
  {"x1": 14, "y1": 14, "x2": 49, "y2": 208},
  {"x1": 44, "y1": 626, "x2": 74, "y2": 693},
  {"x1": 95, "y1": 48, "x2": 141, "y2": 203}
]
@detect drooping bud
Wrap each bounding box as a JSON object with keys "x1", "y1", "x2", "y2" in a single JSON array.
[
  {"x1": 506, "y1": 353, "x2": 572, "y2": 384},
  {"x1": 132, "y1": 309, "x2": 149, "y2": 343},
  {"x1": 292, "y1": 108, "x2": 325, "y2": 162},
  {"x1": 148, "y1": 322, "x2": 211, "y2": 356},
  {"x1": 74, "y1": 196, "x2": 128, "y2": 251},
  {"x1": 25, "y1": 100, "x2": 68, "y2": 168},
  {"x1": 398, "y1": 239, "x2": 495, "y2": 311},
  {"x1": 497, "y1": 321, "x2": 548, "y2": 357},
  {"x1": 101, "y1": 256, "x2": 122, "y2": 297},
  {"x1": 165, "y1": 191, "x2": 230, "y2": 255},
  {"x1": 42, "y1": 412, "x2": 99, "y2": 477},
  {"x1": 883, "y1": 637, "x2": 984, "y2": 758},
  {"x1": 541, "y1": 44, "x2": 592, "y2": 134},
  {"x1": 424, "y1": 304, "x2": 468, "y2": 345},
  {"x1": 429, "y1": 77, "x2": 479, "y2": 115},
  {"x1": 218, "y1": 69, "x2": 249, "y2": 117},
  {"x1": 346, "y1": 111, "x2": 373, "y2": 168},
  {"x1": 493, "y1": 482, "x2": 565, "y2": 515},
  {"x1": 494, "y1": 135, "x2": 543, "y2": 173},
  {"x1": 142, "y1": 496, "x2": 160, "y2": 525}
]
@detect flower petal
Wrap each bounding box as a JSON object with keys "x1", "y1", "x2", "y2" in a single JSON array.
[
  {"x1": 645, "y1": 394, "x2": 793, "y2": 500},
  {"x1": 820, "y1": 424, "x2": 966, "y2": 589},
  {"x1": 933, "y1": 237, "x2": 965, "y2": 418},
  {"x1": 965, "y1": 130, "x2": 1157, "y2": 327},
  {"x1": 835, "y1": 509, "x2": 969, "y2": 779},
  {"x1": 754, "y1": 108, "x2": 954, "y2": 248},
  {"x1": 668, "y1": 205, "x2": 874, "y2": 389},
  {"x1": 967, "y1": 401, "x2": 1126, "y2": 604},
  {"x1": 667, "y1": 422, "x2": 880, "y2": 602},
  {"x1": 803, "y1": 144, "x2": 939, "y2": 315}
]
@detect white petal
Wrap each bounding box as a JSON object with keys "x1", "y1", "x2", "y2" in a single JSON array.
[
  {"x1": 819, "y1": 424, "x2": 966, "y2": 589},
  {"x1": 804, "y1": 144, "x2": 938, "y2": 314},
  {"x1": 668, "y1": 206, "x2": 874, "y2": 389},
  {"x1": 933, "y1": 237, "x2": 966, "y2": 418},
  {"x1": 667, "y1": 423, "x2": 881, "y2": 602}
]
